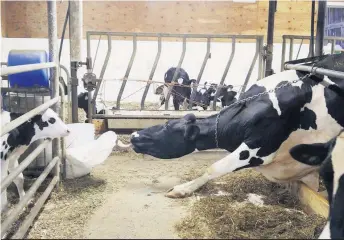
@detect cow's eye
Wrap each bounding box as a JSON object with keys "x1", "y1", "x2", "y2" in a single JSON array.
[{"x1": 48, "y1": 118, "x2": 56, "y2": 124}]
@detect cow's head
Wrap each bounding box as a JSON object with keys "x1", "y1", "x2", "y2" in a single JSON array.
[
  {"x1": 78, "y1": 92, "x2": 88, "y2": 113},
  {"x1": 289, "y1": 130, "x2": 344, "y2": 239},
  {"x1": 32, "y1": 108, "x2": 70, "y2": 142},
  {"x1": 130, "y1": 113, "x2": 200, "y2": 159}
]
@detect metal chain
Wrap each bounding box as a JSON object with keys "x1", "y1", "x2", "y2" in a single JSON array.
[{"x1": 214, "y1": 73, "x2": 312, "y2": 148}]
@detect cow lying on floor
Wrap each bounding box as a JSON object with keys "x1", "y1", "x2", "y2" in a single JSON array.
[
  {"x1": 290, "y1": 129, "x2": 344, "y2": 239},
  {"x1": 1, "y1": 108, "x2": 70, "y2": 213},
  {"x1": 130, "y1": 53, "x2": 344, "y2": 198}
]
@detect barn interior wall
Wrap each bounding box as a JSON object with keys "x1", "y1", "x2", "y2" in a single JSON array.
[{"x1": 2, "y1": 0, "x2": 317, "y2": 42}]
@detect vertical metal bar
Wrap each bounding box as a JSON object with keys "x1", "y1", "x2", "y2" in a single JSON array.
[
  {"x1": 331, "y1": 39, "x2": 335, "y2": 54},
  {"x1": 309, "y1": 0, "x2": 315, "y2": 57},
  {"x1": 165, "y1": 37, "x2": 187, "y2": 110},
  {"x1": 289, "y1": 38, "x2": 294, "y2": 61},
  {"x1": 212, "y1": 37, "x2": 236, "y2": 110},
  {"x1": 257, "y1": 36, "x2": 264, "y2": 80},
  {"x1": 91, "y1": 35, "x2": 112, "y2": 112},
  {"x1": 59, "y1": 83, "x2": 67, "y2": 179},
  {"x1": 116, "y1": 35, "x2": 137, "y2": 110},
  {"x1": 239, "y1": 40, "x2": 260, "y2": 99},
  {"x1": 140, "y1": 36, "x2": 162, "y2": 110},
  {"x1": 296, "y1": 39, "x2": 304, "y2": 59},
  {"x1": 265, "y1": 0, "x2": 276, "y2": 77},
  {"x1": 189, "y1": 38, "x2": 211, "y2": 109},
  {"x1": 281, "y1": 36, "x2": 287, "y2": 71},
  {"x1": 25, "y1": 92, "x2": 28, "y2": 112},
  {"x1": 69, "y1": 0, "x2": 83, "y2": 123},
  {"x1": 47, "y1": 0, "x2": 60, "y2": 179},
  {"x1": 315, "y1": 0, "x2": 327, "y2": 56},
  {"x1": 86, "y1": 32, "x2": 92, "y2": 72}
]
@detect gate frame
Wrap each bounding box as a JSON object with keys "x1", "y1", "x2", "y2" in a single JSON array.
[
  {"x1": 0, "y1": 1, "x2": 67, "y2": 238},
  {"x1": 84, "y1": 32, "x2": 265, "y2": 123}
]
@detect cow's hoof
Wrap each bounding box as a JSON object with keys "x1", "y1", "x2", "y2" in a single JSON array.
[{"x1": 165, "y1": 185, "x2": 193, "y2": 198}]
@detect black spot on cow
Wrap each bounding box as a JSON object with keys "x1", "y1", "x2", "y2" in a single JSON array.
[
  {"x1": 48, "y1": 117, "x2": 56, "y2": 124},
  {"x1": 4, "y1": 144, "x2": 8, "y2": 149},
  {"x1": 2, "y1": 141, "x2": 5, "y2": 146},
  {"x1": 299, "y1": 107, "x2": 317, "y2": 130},
  {"x1": 4, "y1": 153, "x2": 7, "y2": 160},
  {"x1": 234, "y1": 156, "x2": 264, "y2": 171},
  {"x1": 239, "y1": 150, "x2": 250, "y2": 160},
  {"x1": 1, "y1": 152, "x2": 3, "y2": 159}
]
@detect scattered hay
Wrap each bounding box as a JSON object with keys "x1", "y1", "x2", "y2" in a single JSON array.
[
  {"x1": 25, "y1": 175, "x2": 107, "y2": 239},
  {"x1": 176, "y1": 169, "x2": 327, "y2": 239},
  {"x1": 176, "y1": 200, "x2": 325, "y2": 239}
]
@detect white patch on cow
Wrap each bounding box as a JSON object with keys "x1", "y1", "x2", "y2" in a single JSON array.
[
  {"x1": 268, "y1": 91, "x2": 282, "y2": 116},
  {"x1": 1, "y1": 110, "x2": 11, "y2": 125},
  {"x1": 331, "y1": 134, "x2": 344, "y2": 197},
  {"x1": 246, "y1": 193, "x2": 264, "y2": 206},
  {"x1": 211, "y1": 92, "x2": 215, "y2": 97},
  {"x1": 304, "y1": 85, "x2": 341, "y2": 135},
  {"x1": 323, "y1": 75, "x2": 336, "y2": 86},
  {"x1": 177, "y1": 78, "x2": 183, "y2": 85},
  {"x1": 256, "y1": 70, "x2": 302, "y2": 90},
  {"x1": 132, "y1": 131, "x2": 140, "y2": 138},
  {"x1": 200, "y1": 88, "x2": 206, "y2": 95},
  {"x1": 318, "y1": 221, "x2": 331, "y2": 239}
]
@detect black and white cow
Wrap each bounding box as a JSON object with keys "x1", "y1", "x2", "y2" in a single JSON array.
[
  {"x1": 154, "y1": 67, "x2": 196, "y2": 110},
  {"x1": 192, "y1": 82, "x2": 238, "y2": 110},
  {"x1": 290, "y1": 129, "x2": 344, "y2": 239},
  {"x1": 78, "y1": 92, "x2": 105, "y2": 123},
  {"x1": 1, "y1": 108, "x2": 70, "y2": 212},
  {"x1": 130, "y1": 53, "x2": 344, "y2": 199}
]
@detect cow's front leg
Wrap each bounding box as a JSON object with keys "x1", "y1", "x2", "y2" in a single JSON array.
[
  {"x1": 165, "y1": 143, "x2": 275, "y2": 198},
  {"x1": 173, "y1": 98, "x2": 180, "y2": 110}
]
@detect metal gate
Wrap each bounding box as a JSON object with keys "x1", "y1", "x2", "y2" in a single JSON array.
[
  {"x1": 0, "y1": 1, "x2": 68, "y2": 238},
  {"x1": 280, "y1": 35, "x2": 344, "y2": 71},
  {"x1": 82, "y1": 32, "x2": 265, "y2": 128}
]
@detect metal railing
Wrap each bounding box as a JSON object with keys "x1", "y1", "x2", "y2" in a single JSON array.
[
  {"x1": 85, "y1": 32, "x2": 265, "y2": 122},
  {"x1": 281, "y1": 35, "x2": 344, "y2": 71},
  {"x1": 0, "y1": 1, "x2": 66, "y2": 238}
]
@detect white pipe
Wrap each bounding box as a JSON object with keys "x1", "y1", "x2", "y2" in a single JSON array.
[{"x1": 1, "y1": 62, "x2": 56, "y2": 76}]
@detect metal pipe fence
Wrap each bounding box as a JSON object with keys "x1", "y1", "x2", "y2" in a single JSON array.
[
  {"x1": 85, "y1": 31, "x2": 265, "y2": 121},
  {"x1": 0, "y1": 1, "x2": 67, "y2": 238},
  {"x1": 281, "y1": 35, "x2": 344, "y2": 71}
]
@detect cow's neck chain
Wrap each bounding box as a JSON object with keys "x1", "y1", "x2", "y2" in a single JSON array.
[{"x1": 214, "y1": 73, "x2": 312, "y2": 149}]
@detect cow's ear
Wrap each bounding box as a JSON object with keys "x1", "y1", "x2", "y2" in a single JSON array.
[
  {"x1": 184, "y1": 113, "x2": 196, "y2": 123},
  {"x1": 289, "y1": 143, "x2": 331, "y2": 166},
  {"x1": 184, "y1": 124, "x2": 200, "y2": 141},
  {"x1": 155, "y1": 85, "x2": 164, "y2": 95}
]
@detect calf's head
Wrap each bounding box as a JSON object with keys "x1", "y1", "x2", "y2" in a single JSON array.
[
  {"x1": 289, "y1": 130, "x2": 344, "y2": 239},
  {"x1": 130, "y1": 113, "x2": 200, "y2": 159},
  {"x1": 30, "y1": 108, "x2": 70, "y2": 142}
]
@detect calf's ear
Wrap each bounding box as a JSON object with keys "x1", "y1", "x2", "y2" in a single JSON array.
[
  {"x1": 289, "y1": 143, "x2": 330, "y2": 166},
  {"x1": 184, "y1": 124, "x2": 200, "y2": 141}
]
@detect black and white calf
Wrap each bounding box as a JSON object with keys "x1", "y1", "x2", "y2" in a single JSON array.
[
  {"x1": 131, "y1": 53, "x2": 344, "y2": 199},
  {"x1": 1, "y1": 108, "x2": 70, "y2": 212},
  {"x1": 154, "y1": 67, "x2": 196, "y2": 110},
  {"x1": 290, "y1": 129, "x2": 344, "y2": 239},
  {"x1": 192, "y1": 82, "x2": 238, "y2": 110},
  {"x1": 78, "y1": 92, "x2": 105, "y2": 123}
]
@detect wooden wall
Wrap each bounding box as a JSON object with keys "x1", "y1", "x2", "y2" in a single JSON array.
[{"x1": 1, "y1": 0, "x2": 318, "y2": 43}]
